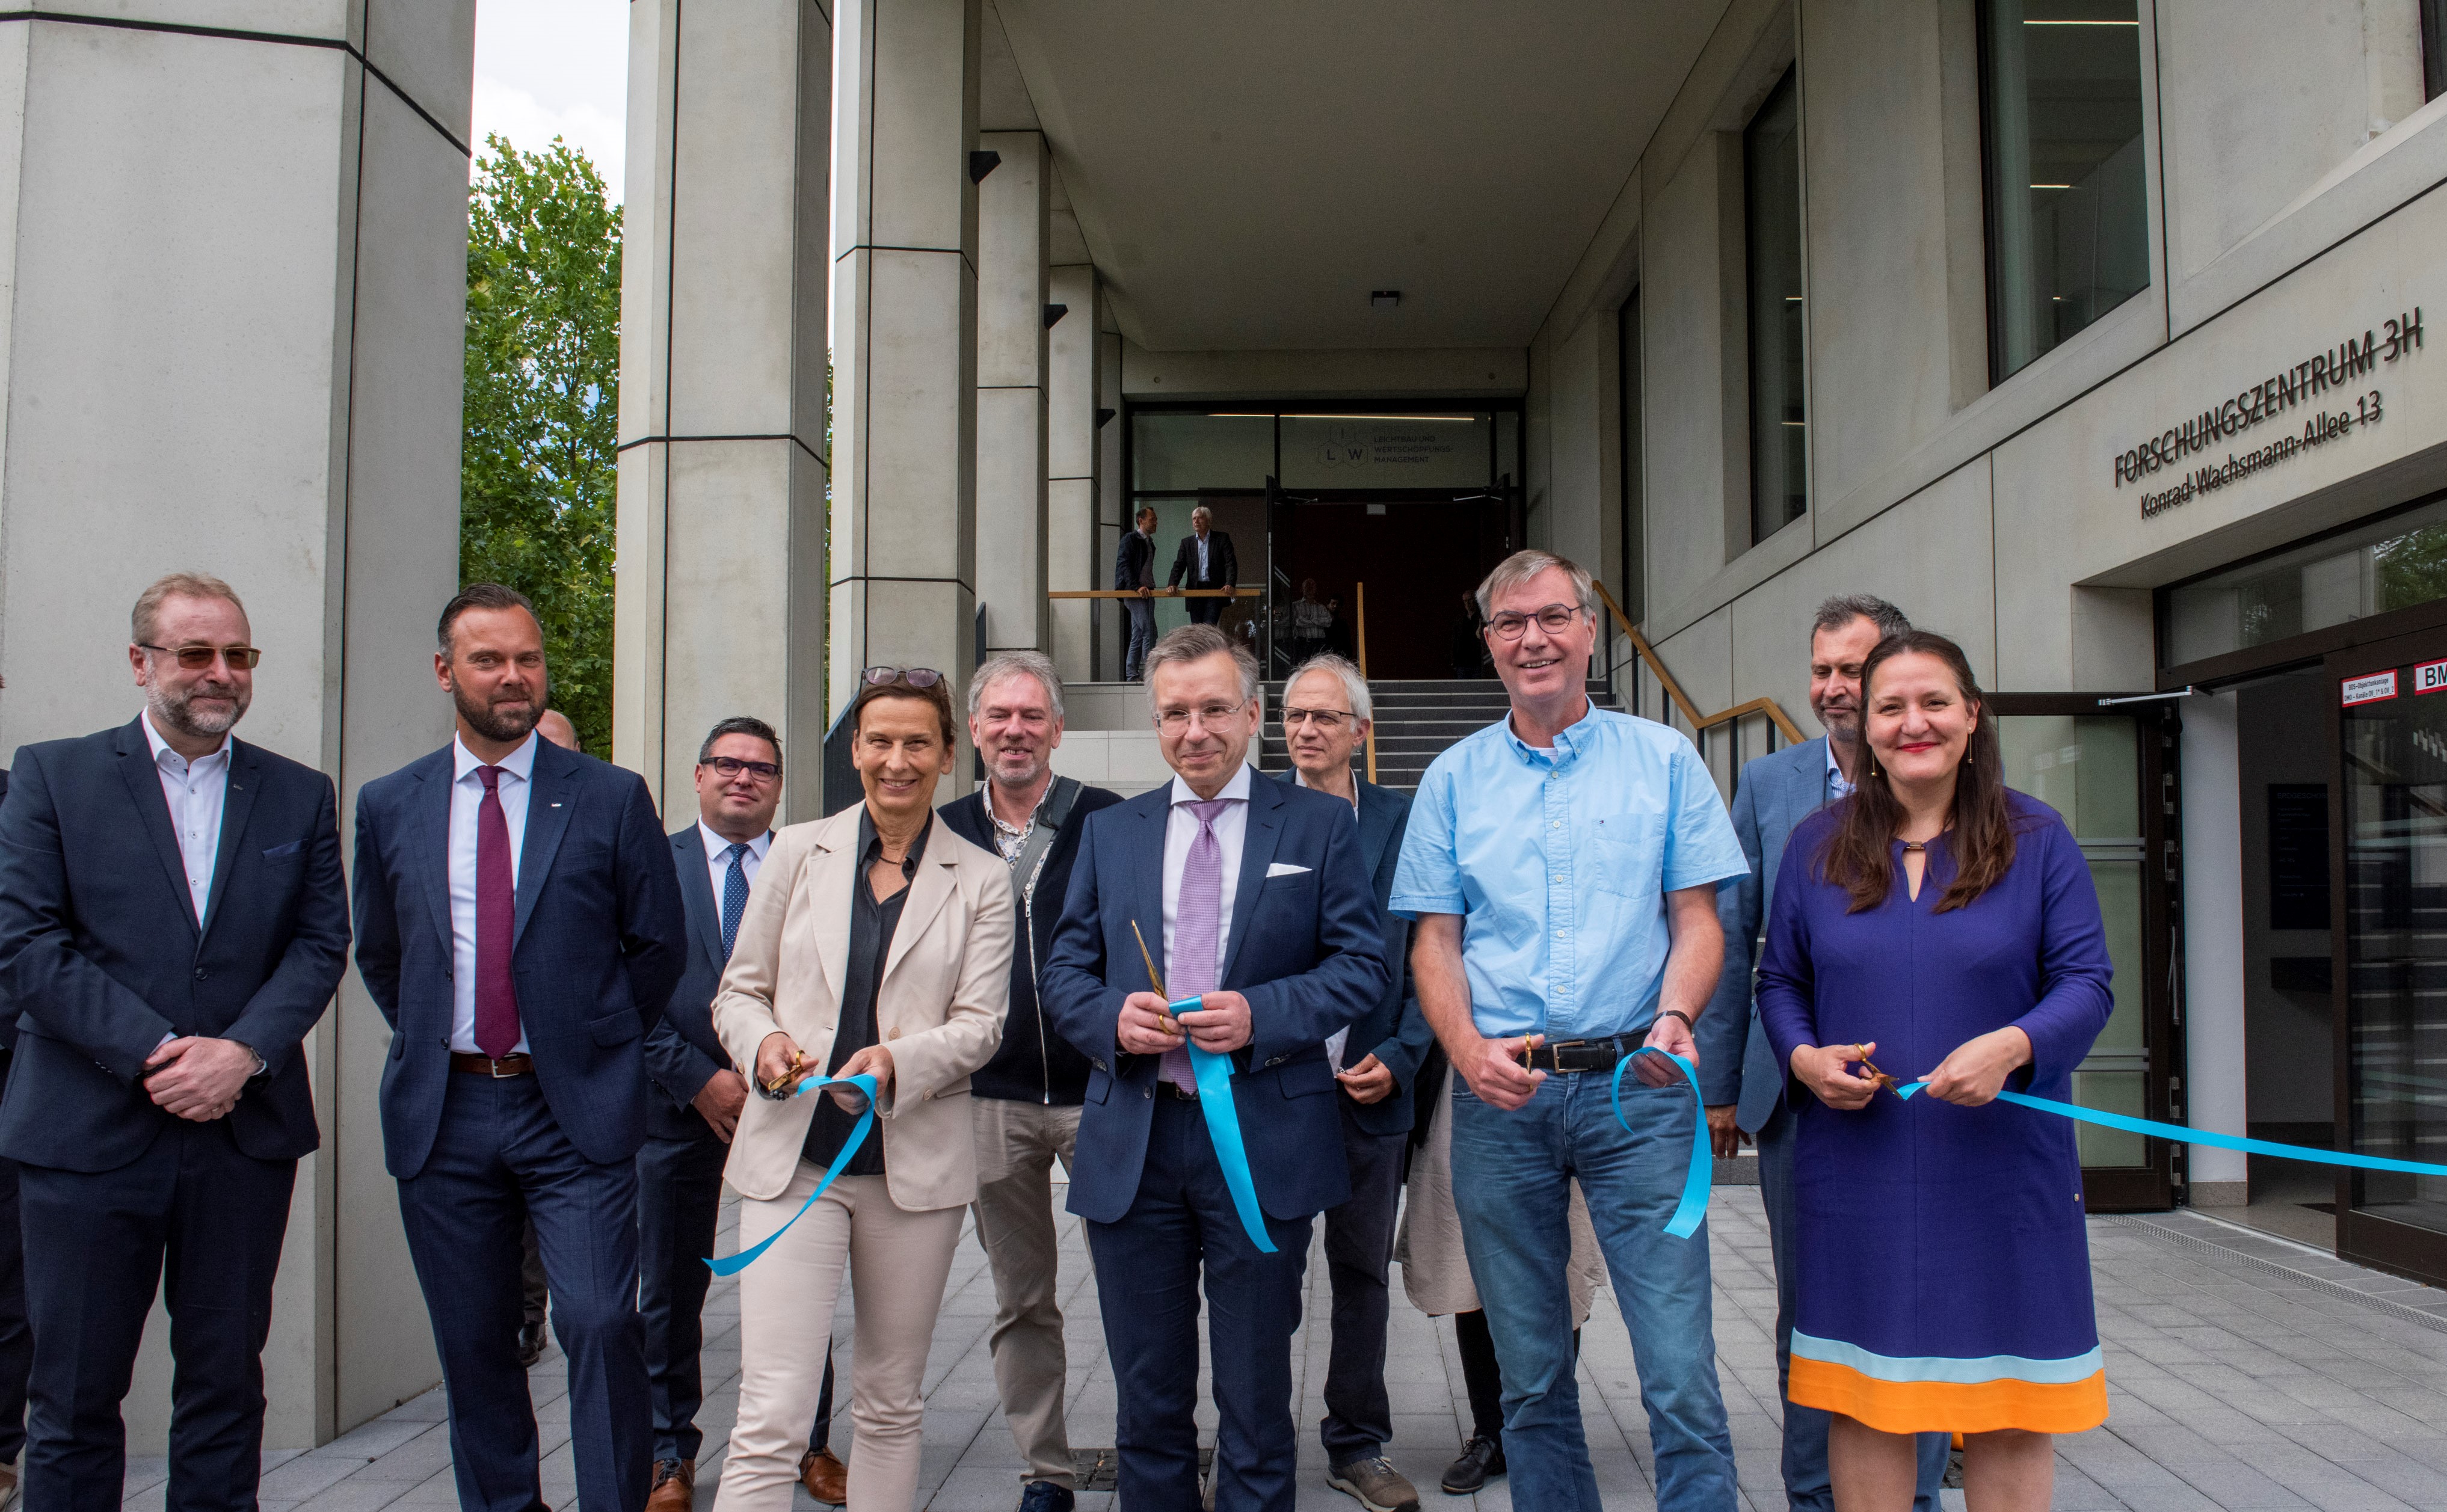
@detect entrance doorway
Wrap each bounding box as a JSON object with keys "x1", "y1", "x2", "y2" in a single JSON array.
[{"x1": 1266, "y1": 490, "x2": 1518, "y2": 680}]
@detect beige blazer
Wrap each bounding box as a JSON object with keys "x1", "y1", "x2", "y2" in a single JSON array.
[{"x1": 712, "y1": 807, "x2": 1014, "y2": 1211}]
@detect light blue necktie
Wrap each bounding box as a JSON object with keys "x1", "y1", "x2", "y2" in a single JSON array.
[{"x1": 721, "y1": 843, "x2": 751, "y2": 961}]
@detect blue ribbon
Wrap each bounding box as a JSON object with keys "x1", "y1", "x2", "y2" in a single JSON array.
[
  {"x1": 1892, "y1": 1080, "x2": 2447, "y2": 1178},
  {"x1": 1607, "y1": 1047, "x2": 1712, "y2": 1240},
  {"x1": 1172, "y1": 996, "x2": 1279, "y2": 1255},
  {"x1": 704, "y1": 1072, "x2": 880, "y2": 1277}
]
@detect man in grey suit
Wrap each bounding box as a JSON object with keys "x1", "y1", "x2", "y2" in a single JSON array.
[{"x1": 1699, "y1": 593, "x2": 1948, "y2": 1512}]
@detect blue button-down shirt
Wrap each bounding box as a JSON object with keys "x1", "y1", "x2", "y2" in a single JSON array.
[{"x1": 1391, "y1": 702, "x2": 1749, "y2": 1040}]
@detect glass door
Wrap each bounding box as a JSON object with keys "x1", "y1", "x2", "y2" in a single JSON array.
[
  {"x1": 2330, "y1": 630, "x2": 2447, "y2": 1284},
  {"x1": 1990, "y1": 695, "x2": 2179, "y2": 1210}
]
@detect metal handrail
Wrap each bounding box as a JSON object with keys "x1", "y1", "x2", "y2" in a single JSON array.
[{"x1": 1592, "y1": 580, "x2": 1806, "y2": 745}]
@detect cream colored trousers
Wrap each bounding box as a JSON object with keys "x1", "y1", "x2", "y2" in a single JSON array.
[{"x1": 711, "y1": 1164, "x2": 964, "y2": 1512}]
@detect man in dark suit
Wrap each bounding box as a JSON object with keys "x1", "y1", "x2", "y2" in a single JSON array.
[
  {"x1": 352, "y1": 583, "x2": 688, "y2": 1512},
  {"x1": 1275, "y1": 654, "x2": 1433, "y2": 1512},
  {"x1": 1165, "y1": 505, "x2": 1238, "y2": 626},
  {"x1": 938, "y1": 653, "x2": 1123, "y2": 1512},
  {"x1": 0, "y1": 693, "x2": 26, "y2": 1512},
  {"x1": 1041, "y1": 625, "x2": 1387, "y2": 1512},
  {"x1": 1115, "y1": 504, "x2": 1160, "y2": 680},
  {"x1": 0, "y1": 572, "x2": 349, "y2": 1511}
]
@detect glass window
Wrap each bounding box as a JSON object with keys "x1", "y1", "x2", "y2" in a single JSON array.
[
  {"x1": 1980, "y1": 0, "x2": 2150, "y2": 381},
  {"x1": 1746, "y1": 67, "x2": 1807, "y2": 545},
  {"x1": 2164, "y1": 497, "x2": 2447, "y2": 666},
  {"x1": 1131, "y1": 412, "x2": 1273, "y2": 493},
  {"x1": 1278, "y1": 413, "x2": 1491, "y2": 490},
  {"x1": 1619, "y1": 292, "x2": 1645, "y2": 624}
]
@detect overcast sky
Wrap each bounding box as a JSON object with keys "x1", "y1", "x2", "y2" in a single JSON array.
[{"x1": 472, "y1": 0, "x2": 631, "y2": 196}]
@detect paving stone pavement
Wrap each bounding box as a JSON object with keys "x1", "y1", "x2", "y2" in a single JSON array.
[{"x1": 114, "y1": 1187, "x2": 2447, "y2": 1511}]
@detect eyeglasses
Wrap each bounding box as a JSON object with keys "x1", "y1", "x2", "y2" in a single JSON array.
[
  {"x1": 140, "y1": 642, "x2": 262, "y2": 670},
  {"x1": 1157, "y1": 702, "x2": 1248, "y2": 733},
  {"x1": 1485, "y1": 604, "x2": 1581, "y2": 641},
  {"x1": 861, "y1": 666, "x2": 943, "y2": 689},
  {"x1": 702, "y1": 756, "x2": 781, "y2": 782},
  {"x1": 1282, "y1": 707, "x2": 1352, "y2": 731}
]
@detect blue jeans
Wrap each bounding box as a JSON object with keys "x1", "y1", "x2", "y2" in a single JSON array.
[{"x1": 1451, "y1": 1069, "x2": 1736, "y2": 1511}]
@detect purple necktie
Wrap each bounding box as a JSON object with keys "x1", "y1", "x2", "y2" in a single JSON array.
[
  {"x1": 474, "y1": 765, "x2": 521, "y2": 1059},
  {"x1": 1164, "y1": 797, "x2": 1234, "y2": 1092}
]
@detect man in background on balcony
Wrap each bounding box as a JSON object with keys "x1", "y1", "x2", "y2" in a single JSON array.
[
  {"x1": 1116, "y1": 505, "x2": 1161, "y2": 680},
  {"x1": 1393, "y1": 549, "x2": 1747, "y2": 1512},
  {"x1": 1166, "y1": 504, "x2": 1238, "y2": 626},
  {"x1": 1700, "y1": 592, "x2": 1950, "y2": 1512}
]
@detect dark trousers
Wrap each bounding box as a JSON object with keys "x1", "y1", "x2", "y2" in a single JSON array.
[
  {"x1": 1086, "y1": 1096, "x2": 1313, "y2": 1512},
  {"x1": 398, "y1": 1072, "x2": 650, "y2": 1512},
  {"x1": 1122, "y1": 598, "x2": 1157, "y2": 680},
  {"x1": 1185, "y1": 594, "x2": 1224, "y2": 625},
  {"x1": 1319, "y1": 1104, "x2": 1404, "y2": 1463},
  {"x1": 637, "y1": 1126, "x2": 727, "y2": 1465},
  {"x1": 20, "y1": 1119, "x2": 294, "y2": 1512},
  {"x1": 0, "y1": 1117, "x2": 29, "y2": 1462}
]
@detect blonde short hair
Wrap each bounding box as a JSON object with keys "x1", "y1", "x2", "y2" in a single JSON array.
[
  {"x1": 132, "y1": 573, "x2": 246, "y2": 645},
  {"x1": 1474, "y1": 549, "x2": 1597, "y2": 621}
]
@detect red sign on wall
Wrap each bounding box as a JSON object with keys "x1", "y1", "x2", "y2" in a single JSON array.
[{"x1": 2344, "y1": 670, "x2": 2401, "y2": 706}]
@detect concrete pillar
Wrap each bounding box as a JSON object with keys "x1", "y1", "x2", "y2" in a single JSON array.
[
  {"x1": 1047, "y1": 263, "x2": 1100, "y2": 681},
  {"x1": 829, "y1": 0, "x2": 982, "y2": 753},
  {"x1": 0, "y1": 6, "x2": 472, "y2": 1446},
  {"x1": 1096, "y1": 326, "x2": 1126, "y2": 678},
  {"x1": 2182, "y1": 689, "x2": 2249, "y2": 1203},
  {"x1": 974, "y1": 129, "x2": 1049, "y2": 657},
  {"x1": 615, "y1": 0, "x2": 831, "y2": 822}
]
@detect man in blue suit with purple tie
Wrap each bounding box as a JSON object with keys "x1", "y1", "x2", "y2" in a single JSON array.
[
  {"x1": 1039, "y1": 624, "x2": 1387, "y2": 1512},
  {"x1": 352, "y1": 584, "x2": 688, "y2": 1512}
]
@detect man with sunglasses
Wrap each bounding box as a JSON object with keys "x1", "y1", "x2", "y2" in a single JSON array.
[
  {"x1": 0, "y1": 573, "x2": 349, "y2": 1512},
  {"x1": 1392, "y1": 550, "x2": 1749, "y2": 1512}
]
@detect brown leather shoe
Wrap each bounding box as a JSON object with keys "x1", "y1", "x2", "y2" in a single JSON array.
[
  {"x1": 645, "y1": 1459, "x2": 693, "y2": 1512},
  {"x1": 798, "y1": 1447, "x2": 848, "y2": 1506}
]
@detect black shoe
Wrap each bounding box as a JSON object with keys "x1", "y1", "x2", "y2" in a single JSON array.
[
  {"x1": 1439, "y1": 1437, "x2": 1503, "y2": 1495},
  {"x1": 1016, "y1": 1481, "x2": 1075, "y2": 1512},
  {"x1": 517, "y1": 1321, "x2": 547, "y2": 1368}
]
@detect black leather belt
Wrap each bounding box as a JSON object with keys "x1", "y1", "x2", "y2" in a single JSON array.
[
  {"x1": 1521, "y1": 1037, "x2": 1632, "y2": 1075},
  {"x1": 1158, "y1": 1080, "x2": 1200, "y2": 1101}
]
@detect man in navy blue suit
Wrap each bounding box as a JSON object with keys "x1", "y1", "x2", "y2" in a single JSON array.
[
  {"x1": 0, "y1": 572, "x2": 349, "y2": 1512},
  {"x1": 352, "y1": 584, "x2": 687, "y2": 1512},
  {"x1": 1040, "y1": 624, "x2": 1387, "y2": 1512}
]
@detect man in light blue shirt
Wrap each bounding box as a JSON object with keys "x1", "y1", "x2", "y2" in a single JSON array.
[{"x1": 1394, "y1": 550, "x2": 1749, "y2": 1512}]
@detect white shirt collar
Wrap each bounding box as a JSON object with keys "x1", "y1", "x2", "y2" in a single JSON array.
[
  {"x1": 454, "y1": 730, "x2": 541, "y2": 783},
  {"x1": 1826, "y1": 739, "x2": 1854, "y2": 797},
  {"x1": 1291, "y1": 766, "x2": 1359, "y2": 811},
  {"x1": 141, "y1": 711, "x2": 230, "y2": 771},
  {"x1": 699, "y1": 820, "x2": 772, "y2": 860},
  {"x1": 1169, "y1": 763, "x2": 1254, "y2": 808}
]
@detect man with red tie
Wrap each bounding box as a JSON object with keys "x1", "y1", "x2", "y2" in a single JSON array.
[{"x1": 353, "y1": 584, "x2": 688, "y2": 1512}]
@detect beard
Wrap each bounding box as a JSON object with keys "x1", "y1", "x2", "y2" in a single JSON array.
[
  {"x1": 988, "y1": 746, "x2": 1048, "y2": 788},
  {"x1": 451, "y1": 675, "x2": 545, "y2": 744},
  {"x1": 149, "y1": 678, "x2": 249, "y2": 739},
  {"x1": 1818, "y1": 702, "x2": 1861, "y2": 746}
]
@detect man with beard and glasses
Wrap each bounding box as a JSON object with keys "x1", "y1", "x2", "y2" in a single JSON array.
[
  {"x1": 1700, "y1": 593, "x2": 1947, "y2": 1512},
  {"x1": 0, "y1": 573, "x2": 349, "y2": 1511},
  {"x1": 352, "y1": 583, "x2": 687, "y2": 1512},
  {"x1": 935, "y1": 653, "x2": 1122, "y2": 1512}
]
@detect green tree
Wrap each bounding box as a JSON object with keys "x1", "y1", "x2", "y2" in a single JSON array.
[{"x1": 461, "y1": 134, "x2": 621, "y2": 755}]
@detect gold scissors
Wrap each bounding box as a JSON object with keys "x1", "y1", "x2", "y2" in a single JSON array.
[
  {"x1": 1129, "y1": 920, "x2": 1181, "y2": 1037},
  {"x1": 1850, "y1": 1044, "x2": 1903, "y2": 1096}
]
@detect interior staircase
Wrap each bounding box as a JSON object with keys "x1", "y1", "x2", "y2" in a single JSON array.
[{"x1": 1258, "y1": 678, "x2": 1619, "y2": 791}]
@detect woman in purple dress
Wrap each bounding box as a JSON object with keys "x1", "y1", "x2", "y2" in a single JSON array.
[{"x1": 1756, "y1": 631, "x2": 2114, "y2": 1512}]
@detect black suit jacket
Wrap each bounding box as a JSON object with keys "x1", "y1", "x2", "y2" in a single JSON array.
[
  {"x1": 0, "y1": 719, "x2": 349, "y2": 1171},
  {"x1": 641, "y1": 822, "x2": 748, "y2": 1140},
  {"x1": 1166, "y1": 530, "x2": 1237, "y2": 592},
  {"x1": 1113, "y1": 530, "x2": 1157, "y2": 591}
]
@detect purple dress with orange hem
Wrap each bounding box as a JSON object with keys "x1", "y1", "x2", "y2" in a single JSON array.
[{"x1": 1755, "y1": 790, "x2": 2115, "y2": 1436}]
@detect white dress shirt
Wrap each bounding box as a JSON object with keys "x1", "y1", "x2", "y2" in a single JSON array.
[
  {"x1": 142, "y1": 713, "x2": 231, "y2": 924},
  {"x1": 1291, "y1": 767, "x2": 1359, "y2": 1067},
  {"x1": 1160, "y1": 763, "x2": 1254, "y2": 991},
  {"x1": 449, "y1": 731, "x2": 538, "y2": 1054},
  {"x1": 700, "y1": 820, "x2": 772, "y2": 901},
  {"x1": 1826, "y1": 739, "x2": 1855, "y2": 800}
]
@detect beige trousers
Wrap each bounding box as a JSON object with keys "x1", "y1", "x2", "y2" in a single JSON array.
[
  {"x1": 969, "y1": 1098, "x2": 1083, "y2": 1487},
  {"x1": 712, "y1": 1166, "x2": 964, "y2": 1512}
]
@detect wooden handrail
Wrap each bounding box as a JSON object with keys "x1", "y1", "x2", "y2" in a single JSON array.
[
  {"x1": 1592, "y1": 580, "x2": 1806, "y2": 745},
  {"x1": 1046, "y1": 587, "x2": 1258, "y2": 598}
]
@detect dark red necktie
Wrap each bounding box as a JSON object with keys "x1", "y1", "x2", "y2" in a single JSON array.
[{"x1": 474, "y1": 765, "x2": 520, "y2": 1058}]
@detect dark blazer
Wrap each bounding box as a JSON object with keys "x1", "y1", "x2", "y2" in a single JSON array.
[
  {"x1": 1113, "y1": 529, "x2": 1157, "y2": 592},
  {"x1": 1165, "y1": 530, "x2": 1237, "y2": 592},
  {"x1": 938, "y1": 781, "x2": 1126, "y2": 1105},
  {"x1": 1702, "y1": 735, "x2": 1835, "y2": 1132},
  {"x1": 1270, "y1": 772, "x2": 1434, "y2": 1137},
  {"x1": 0, "y1": 720, "x2": 349, "y2": 1171},
  {"x1": 1039, "y1": 772, "x2": 1387, "y2": 1223},
  {"x1": 640, "y1": 822, "x2": 748, "y2": 1141},
  {"x1": 352, "y1": 737, "x2": 689, "y2": 1178}
]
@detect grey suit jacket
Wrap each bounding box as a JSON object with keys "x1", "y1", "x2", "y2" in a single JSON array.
[{"x1": 1698, "y1": 734, "x2": 1839, "y2": 1132}]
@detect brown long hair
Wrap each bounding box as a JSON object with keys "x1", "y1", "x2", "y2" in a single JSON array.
[{"x1": 1818, "y1": 630, "x2": 2013, "y2": 914}]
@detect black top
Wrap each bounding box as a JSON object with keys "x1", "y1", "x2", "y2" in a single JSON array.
[{"x1": 802, "y1": 811, "x2": 928, "y2": 1173}]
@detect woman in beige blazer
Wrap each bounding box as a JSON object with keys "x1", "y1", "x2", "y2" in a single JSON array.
[{"x1": 710, "y1": 674, "x2": 1014, "y2": 1512}]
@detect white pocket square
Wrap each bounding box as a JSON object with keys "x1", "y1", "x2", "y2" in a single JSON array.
[{"x1": 1266, "y1": 862, "x2": 1312, "y2": 878}]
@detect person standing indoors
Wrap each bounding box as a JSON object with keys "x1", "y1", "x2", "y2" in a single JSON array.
[
  {"x1": 1701, "y1": 595, "x2": 1950, "y2": 1512},
  {"x1": 1757, "y1": 632, "x2": 2113, "y2": 1512},
  {"x1": 1166, "y1": 504, "x2": 1239, "y2": 625},
  {"x1": 1039, "y1": 625, "x2": 1386, "y2": 1512},
  {"x1": 1275, "y1": 653, "x2": 1434, "y2": 1512},
  {"x1": 353, "y1": 583, "x2": 688, "y2": 1512},
  {"x1": 711, "y1": 669, "x2": 1014, "y2": 1512},
  {"x1": 0, "y1": 573, "x2": 349, "y2": 1511},
  {"x1": 1391, "y1": 550, "x2": 1749, "y2": 1511},
  {"x1": 1116, "y1": 505, "x2": 1162, "y2": 680},
  {"x1": 937, "y1": 653, "x2": 1123, "y2": 1512}
]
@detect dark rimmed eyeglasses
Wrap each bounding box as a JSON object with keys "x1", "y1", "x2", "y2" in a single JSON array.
[
  {"x1": 140, "y1": 642, "x2": 262, "y2": 671},
  {"x1": 861, "y1": 666, "x2": 944, "y2": 689},
  {"x1": 701, "y1": 756, "x2": 781, "y2": 782},
  {"x1": 1485, "y1": 604, "x2": 1581, "y2": 641}
]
